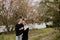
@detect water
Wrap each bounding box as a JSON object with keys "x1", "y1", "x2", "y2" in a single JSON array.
[{"x1": 0, "y1": 23, "x2": 47, "y2": 32}]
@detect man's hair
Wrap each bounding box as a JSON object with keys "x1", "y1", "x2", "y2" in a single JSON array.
[
  {"x1": 19, "y1": 16, "x2": 24, "y2": 20},
  {"x1": 19, "y1": 16, "x2": 22, "y2": 18}
]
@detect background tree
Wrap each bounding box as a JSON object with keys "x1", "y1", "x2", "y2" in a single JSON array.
[
  {"x1": 0, "y1": 0, "x2": 29, "y2": 32},
  {"x1": 38, "y1": 0, "x2": 59, "y2": 27}
]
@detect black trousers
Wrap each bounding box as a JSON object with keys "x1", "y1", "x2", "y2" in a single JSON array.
[
  {"x1": 22, "y1": 28, "x2": 29, "y2": 40},
  {"x1": 22, "y1": 36, "x2": 28, "y2": 40}
]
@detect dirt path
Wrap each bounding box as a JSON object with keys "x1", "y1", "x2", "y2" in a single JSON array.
[
  {"x1": 40, "y1": 30, "x2": 58, "y2": 40},
  {"x1": 29, "y1": 29, "x2": 59, "y2": 40}
]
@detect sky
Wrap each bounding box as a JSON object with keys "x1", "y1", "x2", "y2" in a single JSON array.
[
  {"x1": 32, "y1": 0, "x2": 42, "y2": 2},
  {"x1": 31, "y1": 0, "x2": 42, "y2": 6}
]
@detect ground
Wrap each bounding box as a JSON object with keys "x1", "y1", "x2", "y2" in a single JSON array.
[{"x1": 0, "y1": 28, "x2": 60, "y2": 40}]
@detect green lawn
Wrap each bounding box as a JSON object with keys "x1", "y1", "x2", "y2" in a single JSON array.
[
  {"x1": 0, "y1": 33, "x2": 15, "y2": 40},
  {"x1": 0, "y1": 28, "x2": 60, "y2": 40}
]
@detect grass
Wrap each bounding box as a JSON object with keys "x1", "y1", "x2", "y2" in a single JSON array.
[
  {"x1": 0, "y1": 28, "x2": 60, "y2": 40},
  {"x1": 0, "y1": 33, "x2": 15, "y2": 40},
  {"x1": 29, "y1": 28, "x2": 59, "y2": 40}
]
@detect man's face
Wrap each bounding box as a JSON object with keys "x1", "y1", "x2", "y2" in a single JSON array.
[{"x1": 20, "y1": 19, "x2": 23, "y2": 22}]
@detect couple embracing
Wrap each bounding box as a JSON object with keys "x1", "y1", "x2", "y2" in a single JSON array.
[{"x1": 15, "y1": 18, "x2": 29, "y2": 40}]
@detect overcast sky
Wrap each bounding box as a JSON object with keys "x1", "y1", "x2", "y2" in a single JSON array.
[{"x1": 28, "y1": 0, "x2": 42, "y2": 6}]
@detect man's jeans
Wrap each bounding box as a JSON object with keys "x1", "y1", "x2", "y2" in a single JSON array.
[{"x1": 16, "y1": 34, "x2": 22, "y2": 40}]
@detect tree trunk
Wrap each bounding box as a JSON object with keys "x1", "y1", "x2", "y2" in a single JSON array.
[{"x1": 6, "y1": 25, "x2": 10, "y2": 33}]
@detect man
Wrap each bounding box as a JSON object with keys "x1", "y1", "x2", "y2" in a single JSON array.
[{"x1": 15, "y1": 19, "x2": 24, "y2": 40}]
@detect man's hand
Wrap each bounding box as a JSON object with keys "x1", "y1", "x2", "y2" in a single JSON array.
[{"x1": 19, "y1": 27, "x2": 23, "y2": 30}]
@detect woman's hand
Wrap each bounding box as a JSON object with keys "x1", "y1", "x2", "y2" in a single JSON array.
[{"x1": 19, "y1": 27, "x2": 24, "y2": 30}]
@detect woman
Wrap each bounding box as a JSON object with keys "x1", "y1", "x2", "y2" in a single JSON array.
[
  {"x1": 22, "y1": 21, "x2": 29, "y2": 40},
  {"x1": 15, "y1": 19, "x2": 24, "y2": 40}
]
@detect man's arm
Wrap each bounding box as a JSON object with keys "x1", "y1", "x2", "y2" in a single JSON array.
[{"x1": 19, "y1": 27, "x2": 24, "y2": 30}]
